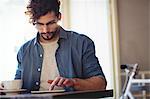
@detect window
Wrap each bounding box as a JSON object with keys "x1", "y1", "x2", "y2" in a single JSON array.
[
  {"x1": 69, "y1": 0, "x2": 114, "y2": 89},
  {"x1": 0, "y1": 0, "x2": 115, "y2": 91},
  {"x1": 0, "y1": 0, "x2": 36, "y2": 81}
]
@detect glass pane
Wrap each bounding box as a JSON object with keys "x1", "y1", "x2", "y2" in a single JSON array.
[
  {"x1": 70, "y1": 0, "x2": 114, "y2": 89},
  {"x1": 0, "y1": 0, "x2": 36, "y2": 81}
]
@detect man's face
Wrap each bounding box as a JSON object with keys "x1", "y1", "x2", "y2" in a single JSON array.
[{"x1": 35, "y1": 12, "x2": 60, "y2": 41}]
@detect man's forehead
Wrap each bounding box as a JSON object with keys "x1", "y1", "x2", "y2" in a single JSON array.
[{"x1": 37, "y1": 12, "x2": 57, "y2": 22}]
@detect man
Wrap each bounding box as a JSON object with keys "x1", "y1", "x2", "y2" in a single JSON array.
[{"x1": 13, "y1": 0, "x2": 106, "y2": 92}]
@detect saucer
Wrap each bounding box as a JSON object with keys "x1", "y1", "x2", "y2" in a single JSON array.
[{"x1": 0, "y1": 89, "x2": 26, "y2": 93}]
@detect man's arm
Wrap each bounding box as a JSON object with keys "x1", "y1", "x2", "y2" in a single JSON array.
[
  {"x1": 15, "y1": 45, "x2": 25, "y2": 79},
  {"x1": 49, "y1": 36, "x2": 107, "y2": 91},
  {"x1": 73, "y1": 76, "x2": 106, "y2": 90},
  {"x1": 49, "y1": 76, "x2": 106, "y2": 91},
  {"x1": 75, "y1": 36, "x2": 107, "y2": 90}
]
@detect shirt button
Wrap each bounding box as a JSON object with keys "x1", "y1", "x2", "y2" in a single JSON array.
[
  {"x1": 40, "y1": 54, "x2": 43, "y2": 57},
  {"x1": 36, "y1": 82, "x2": 39, "y2": 85},
  {"x1": 37, "y1": 68, "x2": 41, "y2": 72}
]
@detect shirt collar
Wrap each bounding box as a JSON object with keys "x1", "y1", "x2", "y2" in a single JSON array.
[
  {"x1": 33, "y1": 26, "x2": 68, "y2": 45},
  {"x1": 59, "y1": 26, "x2": 68, "y2": 39}
]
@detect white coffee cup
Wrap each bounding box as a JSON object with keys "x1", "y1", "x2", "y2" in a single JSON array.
[{"x1": 1, "y1": 79, "x2": 22, "y2": 90}]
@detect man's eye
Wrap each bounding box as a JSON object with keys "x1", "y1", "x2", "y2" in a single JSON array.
[
  {"x1": 36, "y1": 23, "x2": 43, "y2": 26},
  {"x1": 47, "y1": 21, "x2": 56, "y2": 25},
  {"x1": 47, "y1": 23, "x2": 52, "y2": 25}
]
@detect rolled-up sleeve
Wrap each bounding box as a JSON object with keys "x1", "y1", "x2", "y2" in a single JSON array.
[{"x1": 82, "y1": 36, "x2": 106, "y2": 81}]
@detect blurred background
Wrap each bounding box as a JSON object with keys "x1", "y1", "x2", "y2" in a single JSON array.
[{"x1": 0, "y1": 0, "x2": 149, "y2": 98}]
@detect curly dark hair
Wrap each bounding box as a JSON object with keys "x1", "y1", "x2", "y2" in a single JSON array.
[{"x1": 25, "y1": 0, "x2": 60, "y2": 23}]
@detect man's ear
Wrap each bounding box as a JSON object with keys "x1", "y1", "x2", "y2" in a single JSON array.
[{"x1": 58, "y1": 12, "x2": 61, "y2": 20}]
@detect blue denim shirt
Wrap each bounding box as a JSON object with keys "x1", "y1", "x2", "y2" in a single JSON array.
[{"x1": 15, "y1": 27, "x2": 106, "y2": 92}]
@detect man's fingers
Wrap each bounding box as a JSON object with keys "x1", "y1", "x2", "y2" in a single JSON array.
[
  {"x1": 49, "y1": 77, "x2": 76, "y2": 90},
  {"x1": 57, "y1": 78, "x2": 65, "y2": 86},
  {"x1": 47, "y1": 80, "x2": 54, "y2": 84},
  {"x1": 49, "y1": 77, "x2": 60, "y2": 90},
  {"x1": 63, "y1": 79, "x2": 74, "y2": 87},
  {"x1": 63, "y1": 79, "x2": 70, "y2": 85}
]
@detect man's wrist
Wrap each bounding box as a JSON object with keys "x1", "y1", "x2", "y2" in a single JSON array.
[{"x1": 71, "y1": 78, "x2": 80, "y2": 89}]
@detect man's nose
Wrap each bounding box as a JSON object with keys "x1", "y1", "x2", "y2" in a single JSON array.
[{"x1": 43, "y1": 25, "x2": 49, "y2": 33}]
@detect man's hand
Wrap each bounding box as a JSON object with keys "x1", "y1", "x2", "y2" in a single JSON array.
[
  {"x1": 48, "y1": 76, "x2": 106, "y2": 91},
  {"x1": 48, "y1": 77, "x2": 76, "y2": 90}
]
